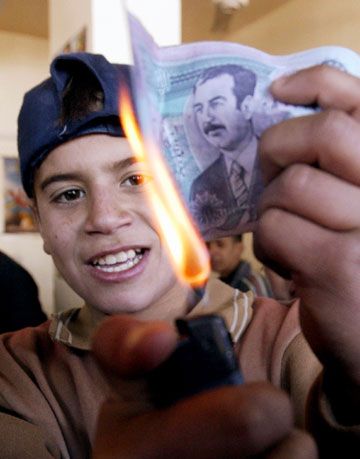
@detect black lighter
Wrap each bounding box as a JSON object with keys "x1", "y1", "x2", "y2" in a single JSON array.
[{"x1": 147, "y1": 314, "x2": 244, "y2": 408}]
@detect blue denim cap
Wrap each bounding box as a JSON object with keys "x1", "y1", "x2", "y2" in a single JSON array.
[{"x1": 18, "y1": 52, "x2": 131, "y2": 197}]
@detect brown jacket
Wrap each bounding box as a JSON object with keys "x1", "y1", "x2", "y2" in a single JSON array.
[{"x1": 0, "y1": 279, "x2": 357, "y2": 458}]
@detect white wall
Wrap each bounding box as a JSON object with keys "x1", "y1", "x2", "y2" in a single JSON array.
[
  {"x1": 49, "y1": 0, "x2": 182, "y2": 63},
  {"x1": 0, "y1": 30, "x2": 55, "y2": 316},
  {"x1": 182, "y1": 0, "x2": 360, "y2": 54},
  {"x1": 49, "y1": 0, "x2": 91, "y2": 58},
  {"x1": 91, "y1": 0, "x2": 132, "y2": 63},
  {"x1": 0, "y1": 31, "x2": 49, "y2": 150},
  {"x1": 127, "y1": 0, "x2": 181, "y2": 46},
  {"x1": 92, "y1": 0, "x2": 182, "y2": 63}
]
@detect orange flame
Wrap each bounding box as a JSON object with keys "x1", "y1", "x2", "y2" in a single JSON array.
[{"x1": 119, "y1": 87, "x2": 210, "y2": 287}]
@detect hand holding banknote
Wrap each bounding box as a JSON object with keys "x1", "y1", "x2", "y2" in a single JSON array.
[
  {"x1": 254, "y1": 64, "x2": 360, "y2": 453},
  {"x1": 129, "y1": 14, "x2": 360, "y2": 239}
]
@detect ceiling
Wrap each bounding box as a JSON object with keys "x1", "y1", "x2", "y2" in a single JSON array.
[{"x1": 0, "y1": 0, "x2": 48, "y2": 38}]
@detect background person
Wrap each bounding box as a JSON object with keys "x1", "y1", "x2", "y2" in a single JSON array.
[
  {"x1": 0, "y1": 250, "x2": 47, "y2": 333},
  {"x1": 207, "y1": 235, "x2": 272, "y2": 297}
]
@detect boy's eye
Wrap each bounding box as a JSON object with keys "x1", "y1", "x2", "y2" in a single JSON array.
[
  {"x1": 123, "y1": 174, "x2": 150, "y2": 187},
  {"x1": 55, "y1": 189, "x2": 85, "y2": 202}
]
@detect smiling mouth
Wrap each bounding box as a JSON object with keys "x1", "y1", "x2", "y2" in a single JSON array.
[{"x1": 91, "y1": 248, "x2": 146, "y2": 273}]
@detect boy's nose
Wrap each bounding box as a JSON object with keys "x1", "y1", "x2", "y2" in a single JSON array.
[{"x1": 84, "y1": 192, "x2": 132, "y2": 234}]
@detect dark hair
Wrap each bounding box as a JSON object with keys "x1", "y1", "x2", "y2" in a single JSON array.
[
  {"x1": 60, "y1": 62, "x2": 105, "y2": 124},
  {"x1": 194, "y1": 64, "x2": 257, "y2": 109},
  {"x1": 232, "y1": 235, "x2": 243, "y2": 243}
]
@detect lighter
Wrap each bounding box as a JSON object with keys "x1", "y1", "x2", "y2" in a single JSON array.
[{"x1": 147, "y1": 314, "x2": 244, "y2": 408}]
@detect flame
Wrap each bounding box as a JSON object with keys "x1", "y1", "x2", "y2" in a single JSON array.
[{"x1": 119, "y1": 87, "x2": 210, "y2": 287}]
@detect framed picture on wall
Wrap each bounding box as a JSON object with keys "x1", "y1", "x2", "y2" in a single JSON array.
[
  {"x1": 4, "y1": 157, "x2": 36, "y2": 233},
  {"x1": 59, "y1": 26, "x2": 87, "y2": 55}
]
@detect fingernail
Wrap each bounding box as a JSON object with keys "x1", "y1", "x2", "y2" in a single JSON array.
[{"x1": 271, "y1": 74, "x2": 290, "y2": 89}]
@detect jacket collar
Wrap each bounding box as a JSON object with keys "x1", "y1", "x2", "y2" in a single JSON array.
[{"x1": 49, "y1": 278, "x2": 254, "y2": 350}]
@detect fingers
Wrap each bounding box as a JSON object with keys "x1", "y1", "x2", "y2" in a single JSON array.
[
  {"x1": 258, "y1": 110, "x2": 360, "y2": 185},
  {"x1": 257, "y1": 163, "x2": 360, "y2": 232},
  {"x1": 92, "y1": 314, "x2": 178, "y2": 377},
  {"x1": 256, "y1": 64, "x2": 360, "y2": 271},
  {"x1": 255, "y1": 206, "x2": 360, "y2": 381},
  {"x1": 271, "y1": 65, "x2": 360, "y2": 119},
  {"x1": 254, "y1": 208, "x2": 330, "y2": 279},
  {"x1": 255, "y1": 204, "x2": 360, "y2": 295},
  {"x1": 260, "y1": 65, "x2": 360, "y2": 185},
  {"x1": 265, "y1": 428, "x2": 318, "y2": 459},
  {"x1": 93, "y1": 382, "x2": 306, "y2": 459},
  {"x1": 256, "y1": 64, "x2": 360, "y2": 273}
]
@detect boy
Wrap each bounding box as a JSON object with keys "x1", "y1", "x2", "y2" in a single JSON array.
[{"x1": 0, "y1": 51, "x2": 359, "y2": 458}]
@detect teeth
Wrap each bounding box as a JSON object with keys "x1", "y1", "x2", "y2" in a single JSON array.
[
  {"x1": 96, "y1": 257, "x2": 141, "y2": 273},
  {"x1": 93, "y1": 249, "x2": 143, "y2": 271},
  {"x1": 116, "y1": 252, "x2": 127, "y2": 263},
  {"x1": 105, "y1": 254, "x2": 117, "y2": 265}
]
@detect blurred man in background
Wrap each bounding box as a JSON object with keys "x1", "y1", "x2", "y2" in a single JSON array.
[{"x1": 206, "y1": 235, "x2": 272, "y2": 297}]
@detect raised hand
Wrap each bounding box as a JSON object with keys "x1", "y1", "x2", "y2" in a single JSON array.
[
  {"x1": 92, "y1": 314, "x2": 317, "y2": 458},
  {"x1": 255, "y1": 65, "x2": 360, "y2": 422}
]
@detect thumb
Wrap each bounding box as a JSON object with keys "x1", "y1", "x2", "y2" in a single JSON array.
[{"x1": 92, "y1": 314, "x2": 178, "y2": 377}]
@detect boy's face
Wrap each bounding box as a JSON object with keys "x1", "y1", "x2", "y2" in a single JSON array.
[{"x1": 32, "y1": 134, "x2": 185, "y2": 316}]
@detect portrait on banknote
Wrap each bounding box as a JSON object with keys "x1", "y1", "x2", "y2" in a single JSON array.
[
  {"x1": 160, "y1": 63, "x2": 291, "y2": 238},
  {"x1": 185, "y1": 64, "x2": 292, "y2": 236}
]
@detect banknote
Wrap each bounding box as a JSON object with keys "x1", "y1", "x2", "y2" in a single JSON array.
[{"x1": 127, "y1": 13, "x2": 360, "y2": 240}]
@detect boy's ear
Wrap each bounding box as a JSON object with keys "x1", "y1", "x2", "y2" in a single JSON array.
[{"x1": 30, "y1": 201, "x2": 51, "y2": 255}]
